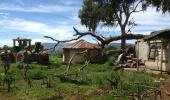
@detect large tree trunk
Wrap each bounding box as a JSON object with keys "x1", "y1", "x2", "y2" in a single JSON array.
[
  {"x1": 121, "y1": 27, "x2": 126, "y2": 52},
  {"x1": 121, "y1": 38, "x2": 126, "y2": 52}
]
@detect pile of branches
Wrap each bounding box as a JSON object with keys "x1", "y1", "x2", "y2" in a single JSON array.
[{"x1": 53, "y1": 49, "x2": 91, "y2": 84}]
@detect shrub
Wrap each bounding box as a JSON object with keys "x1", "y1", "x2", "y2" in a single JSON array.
[
  {"x1": 30, "y1": 69, "x2": 46, "y2": 80},
  {"x1": 1, "y1": 73, "x2": 15, "y2": 92},
  {"x1": 56, "y1": 53, "x2": 63, "y2": 58},
  {"x1": 106, "y1": 56, "x2": 116, "y2": 66}
]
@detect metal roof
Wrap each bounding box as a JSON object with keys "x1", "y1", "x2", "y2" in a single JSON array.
[
  {"x1": 145, "y1": 29, "x2": 170, "y2": 40},
  {"x1": 64, "y1": 39, "x2": 100, "y2": 49},
  {"x1": 13, "y1": 37, "x2": 31, "y2": 41}
]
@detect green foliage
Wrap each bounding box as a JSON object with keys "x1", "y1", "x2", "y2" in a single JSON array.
[
  {"x1": 79, "y1": 0, "x2": 102, "y2": 32},
  {"x1": 106, "y1": 56, "x2": 116, "y2": 66},
  {"x1": 30, "y1": 69, "x2": 46, "y2": 80},
  {"x1": 110, "y1": 70, "x2": 160, "y2": 95},
  {"x1": 0, "y1": 54, "x2": 164, "y2": 99},
  {"x1": 79, "y1": 0, "x2": 144, "y2": 31},
  {"x1": 1, "y1": 73, "x2": 15, "y2": 92},
  {"x1": 144, "y1": 0, "x2": 170, "y2": 13},
  {"x1": 50, "y1": 54, "x2": 64, "y2": 67},
  {"x1": 16, "y1": 81, "x2": 57, "y2": 100},
  {"x1": 56, "y1": 53, "x2": 63, "y2": 58}
]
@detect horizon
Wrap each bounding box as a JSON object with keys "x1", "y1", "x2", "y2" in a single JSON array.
[{"x1": 0, "y1": 0, "x2": 170, "y2": 47}]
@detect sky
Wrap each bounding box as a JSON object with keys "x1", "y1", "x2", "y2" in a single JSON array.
[{"x1": 0, "y1": 0, "x2": 170, "y2": 47}]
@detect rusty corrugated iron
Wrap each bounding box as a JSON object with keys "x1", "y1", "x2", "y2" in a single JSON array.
[{"x1": 64, "y1": 39, "x2": 100, "y2": 49}]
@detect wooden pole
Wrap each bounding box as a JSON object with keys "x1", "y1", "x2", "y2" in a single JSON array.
[
  {"x1": 161, "y1": 41, "x2": 163, "y2": 75},
  {"x1": 137, "y1": 41, "x2": 139, "y2": 71},
  {"x1": 13, "y1": 40, "x2": 16, "y2": 47},
  {"x1": 29, "y1": 40, "x2": 31, "y2": 46}
]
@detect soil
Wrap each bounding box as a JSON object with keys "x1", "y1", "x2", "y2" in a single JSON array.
[
  {"x1": 0, "y1": 86, "x2": 14, "y2": 100},
  {"x1": 161, "y1": 77, "x2": 170, "y2": 100}
]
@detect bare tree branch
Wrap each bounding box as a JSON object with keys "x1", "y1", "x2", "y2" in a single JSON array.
[
  {"x1": 44, "y1": 27, "x2": 144, "y2": 51},
  {"x1": 73, "y1": 27, "x2": 144, "y2": 45},
  {"x1": 44, "y1": 34, "x2": 83, "y2": 51},
  {"x1": 130, "y1": 0, "x2": 143, "y2": 14},
  {"x1": 64, "y1": 50, "x2": 88, "y2": 74},
  {"x1": 53, "y1": 49, "x2": 91, "y2": 80}
]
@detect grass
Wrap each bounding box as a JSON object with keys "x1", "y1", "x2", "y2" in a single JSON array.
[{"x1": 0, "y1": 54, "x2": 165, "y2": 100}]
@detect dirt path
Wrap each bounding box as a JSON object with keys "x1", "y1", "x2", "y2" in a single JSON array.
[
  {"x1": 161, "y1": 77, "x2": 170, "y2": 100},
  {"x1": 0, "y1": 82, "x2": 18, "y2": 100},
  {"x1": 0, "y1": 87, "x2": 12, "y2": 100}
]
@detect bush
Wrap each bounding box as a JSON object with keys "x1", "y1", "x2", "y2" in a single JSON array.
[
  {"x1": 1, "y1": 73, "x2": 15, "y2": 92},
  {"x1": 56, "y1": 53, "x2": 63, "y2": 58},
  {"x1": 30, "y1": 69, "x2": 46, "y2": 80},
  {"x1": 106, "y1": 56, "x2": 116, "y2": 66}
]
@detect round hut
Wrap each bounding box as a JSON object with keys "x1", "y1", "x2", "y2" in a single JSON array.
[{"x1": 63, "y1": 39, "x2": 101, "y2": 64}]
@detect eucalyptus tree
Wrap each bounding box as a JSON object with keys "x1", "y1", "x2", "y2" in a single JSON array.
[
  {"x1": 45, "y1": 0, "x2": 169, "y2": 51},
  {"x1": 145, "y1": 0, "x2": 170, "y2": 13},
  {"x1": 79, "y1": 0, "x2": 146, "y2": 51}
]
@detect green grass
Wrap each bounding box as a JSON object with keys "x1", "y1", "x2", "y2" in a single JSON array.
[{"x1": 0, "y1": 54, "x2": 165, "y2": 100}]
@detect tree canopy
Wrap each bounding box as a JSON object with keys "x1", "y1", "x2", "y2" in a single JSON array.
[
  {"x1": 78, "y1": 0, "x2": 170, "y2": 51},
  {"x1": 145, "y1": 0, "x2": 170, "y2": 13},
  {"x1": 79, "y1": 0, "x2": 145, "y2": 51},
  {"x1": 45, "y1": 0, "x2": 170, "y2": 52}
]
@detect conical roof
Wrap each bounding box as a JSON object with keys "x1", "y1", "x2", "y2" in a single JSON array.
[{"x1": 65, "y1": 39, "x2": 100, "y2": 49}]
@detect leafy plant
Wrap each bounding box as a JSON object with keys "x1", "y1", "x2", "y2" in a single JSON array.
[
  {"x1": 2, "y1": 73, "x2": 15, "y2": 92},
  {"x1": 30, "y1": 69, "x2": 46, "y2": 80},
  {"x1": 56, "y1": 53, "x2": 63, "y2": 58}
]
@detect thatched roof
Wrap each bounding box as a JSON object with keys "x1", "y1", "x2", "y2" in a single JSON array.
[
  {"x1": 64, "y1": 39, "x2": 100, "y2": 49},
  {"x1": 145, "y1": 29, "x2": 170, "y2": 40}
]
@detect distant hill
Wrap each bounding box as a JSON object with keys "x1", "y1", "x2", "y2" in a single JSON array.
[
  {"x1": 108, "y1": 43, "x2": 134, "y2": 49},
  {"x1": 42, "y1": 42, "x2": 134, "y2": 54},
  {"x1": 42, "y1": 43, "x2": 70, "y2": 54}
]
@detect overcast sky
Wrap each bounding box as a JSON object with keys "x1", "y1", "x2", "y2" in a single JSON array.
[{"x1": 0, "y1": 0, "x2": 170, "y2": 46}]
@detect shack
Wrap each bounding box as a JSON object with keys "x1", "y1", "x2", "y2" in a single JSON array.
[
  {"x1": 63, "y1": 39, "x2": 101, "y2": 64},
  {"x1": 136, "y1": 29, "x2": 170, "y2": 72}
]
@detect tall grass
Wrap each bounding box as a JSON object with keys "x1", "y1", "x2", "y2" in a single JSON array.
[{"x1": 0, "y1": 54, "x2": 164, "y2": 99}]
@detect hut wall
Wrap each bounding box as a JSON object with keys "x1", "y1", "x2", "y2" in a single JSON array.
[
  {"x1": 145, "y1": 42, "x2": 170, "y2": 72},
  {"x1": 135, "y1": 40, "x2": 149, "y2": 62},
  {"x1": 63, "y1": 49, "x2": 70, "y2": 63},
  {"x1": 63, "y1": 49, "x2": 100, "y2": 64},
  {"x1": 70, "y1": 49, "x2": 85, "y2": 64},
  {"x1": 166, "y1": 47, "x2": 170, "y2": 71},
  {"x1": 135, "y1": 40, "x2": 170, "y2": 72}
]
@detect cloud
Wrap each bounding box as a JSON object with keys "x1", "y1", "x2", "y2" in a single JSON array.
[
  {"x1": 0, "y1": 1, "x2": 169, "y2": 45},
  {"x1": 0, "y1": 39, "x2": 12, "y2": 47},
  {"x1": 0, "y1": 3, "x2": 79, "y2": 13},
  {"x1": 73, "y1": 6, "x2": 170, "y2": 36},
  {"x1": 93, "y1": 7, "x2": 170, "y2": 36},
  {"x1": 0, "y1": 18, "x2": 75, "y2": 41},
  {"x1": 0, "y1": 12, "x2": 9, "y2": 15},
  {"x1": 131, "y1": 7, "x2": 170, "y2": 33},
  {"x1": 0, "y1": 12, "x2": 9, "y2": 18}
]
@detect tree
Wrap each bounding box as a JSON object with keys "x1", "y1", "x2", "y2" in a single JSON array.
[
  {"x1": 79, "y1": 0, "x2": 144, "y2": 51},
  {"x1": 144, "y1": 0, "x2": 170, "y2": 13},
  {"x1": 79, "y1": 0, "x2": 101, "y2": 33},
  {"x1": 45, "y1": 0, "x2": 144, "y2": 51}
]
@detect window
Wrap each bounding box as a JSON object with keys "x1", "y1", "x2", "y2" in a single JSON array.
[
  {"x1": 148, "y1": 43, "x2": 157, "y2": 61},
  {"x1": 148, "y1": 41, "x2": 168, "y2": 62}
]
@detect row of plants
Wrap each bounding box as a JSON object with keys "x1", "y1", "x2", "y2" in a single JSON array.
[{"x1": 0, "y1": 54, "x2": 164, "y2": 99}]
